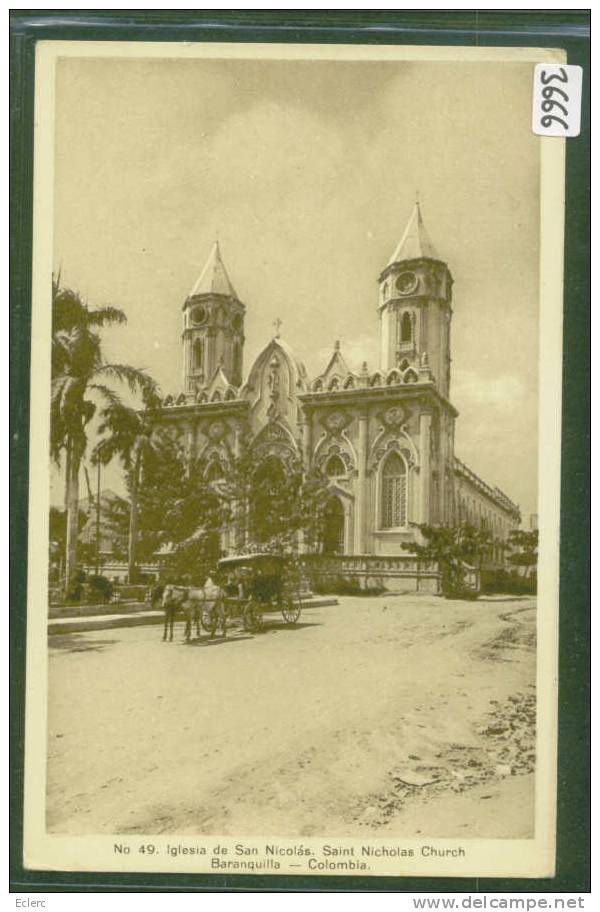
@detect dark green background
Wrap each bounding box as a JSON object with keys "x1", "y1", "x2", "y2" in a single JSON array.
[{"x1": 9, "y1": 9, "x2": 590, "y2": 894}]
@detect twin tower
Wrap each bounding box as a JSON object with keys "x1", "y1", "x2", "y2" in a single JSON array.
[{"x1": 182, "y1": 203, "x2": 453, "y2": 398}]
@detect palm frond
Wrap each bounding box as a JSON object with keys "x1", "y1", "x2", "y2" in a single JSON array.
[
  {"x1": 85, "y1": 305, "x2": 127, "y2": 328},
  {"x1": 92, "y1": 435, "x2": 131, "y2": 468},
  {"x1": 88, "y1": 383, "x2": 124, "y2": 410},
  {"x1": 52, "y1": 286, "x2": 126, "y2": 334},
  {"x1": 96, "y1": 363, "x2": 158, "y2": 396},
  {"x1": 96, "y1": 414, "x2": 140, "y2": 443}
]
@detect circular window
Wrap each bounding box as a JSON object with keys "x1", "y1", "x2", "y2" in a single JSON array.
[
  {"x1": 232, "y1": 313, "x2": 243, "y2": 332},
  {"x1": 396, "y1": 272, "x2": 418, "y2": 295},
  {"x1": 191, "y1": 306, "x2": 207, "y2": 325}
]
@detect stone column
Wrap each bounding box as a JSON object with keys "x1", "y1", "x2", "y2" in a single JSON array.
[
  {"x1": 438, "y1": 413, "x2": 447, "y2": 524},
  {"x1": 301, "y1": 409, "x2": 312, "y2": 470},
  {"x1": 380, "y1": 309, "x2": 389, "y2": 371},
  {"x1": 182, "y1": 326, "x2": 189, "y2": 393},
  {"x1": 233, "y1": 422, "x2": 241, "y2": 459},
  {"x1": 297, "y1": 412, "x2": 312, "y2": 556},
  {"x1": 230, "y1": 420, "x2": 244, "y2": 552},
  {"x1": 206, "y1": 329, "x2": 216, "y2": 381},
  {"x1": 354, "y1": 412, "x2": 368, "y2": 554},
  {"x1": 184, "y1": 419, "x2": 196, "y2": 468},
  {"x1": 419, "y1": 413, "x2": 431, "y2": 526}
]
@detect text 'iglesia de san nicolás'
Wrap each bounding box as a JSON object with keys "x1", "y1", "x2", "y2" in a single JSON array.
[{"x1": 155, "y1": 203, "x2": 521, "y2": 591}]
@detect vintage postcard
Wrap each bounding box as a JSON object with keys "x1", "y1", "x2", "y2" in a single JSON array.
[{"x1": 23, "y1": 39, "x2": 565, "y2": 879}]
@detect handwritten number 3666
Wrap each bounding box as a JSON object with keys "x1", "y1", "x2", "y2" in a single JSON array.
[{"x1": 540, "y1": 68, "x2": 569, "y2": 130}]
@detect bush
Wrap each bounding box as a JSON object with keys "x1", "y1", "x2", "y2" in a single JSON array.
[
  {"x1": 481, "y1": 569, "x2": 537, "y2": 595},
  {"x1": 312, "y1": 575, "x2": 386, "y2": 597},
  {"x1": 86, "y1": 574, "x2": 113, "y2": 603},
  {"x1": 443, "y1": 585, "x2": 479, "y2": 601},
  {"x1": 64, "y1": 570, "x2": 86, "y2": 603}
]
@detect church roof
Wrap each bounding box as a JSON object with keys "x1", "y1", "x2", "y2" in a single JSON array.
[
  {"x1": 189, "y1": 241, "x2": 238, "y2": 298},
  {"x1": 204, "y1": 362, "x2": 239, "y2": 400},
  {"x1": 388, "y1": 202, "x2": 440, "y2": 265},
  {"x1": 241, "y1": 334, "x2": 308, "y2": 402},
  {"x1": 271, "y1": 336, "x2": 308, "y2": 383}
]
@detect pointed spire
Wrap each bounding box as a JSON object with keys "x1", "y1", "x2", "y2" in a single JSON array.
[
  {"x1": 315, "y1": 340, "x2": 351, "y2": 384},
  {"x1": 388, "y1": 201, "x2": 439, "y2": 265},
  {"x1": 189, "y1": 241, "x2": 238, "y2": 298}
]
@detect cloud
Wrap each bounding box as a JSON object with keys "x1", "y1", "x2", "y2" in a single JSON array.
[{"x1": 452, "y1": 370, "x2": 528, "y2": 410}]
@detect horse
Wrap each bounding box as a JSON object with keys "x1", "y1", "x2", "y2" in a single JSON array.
[
  {"x1": 161, "y1": 578, "x2": 226, "y2": 642},
  {"x1": 160, "y1": 584, "x2": 187, "y2": 642},
  {"x1": 197, "y1": 576, "x2": 227, "y2": 641}
]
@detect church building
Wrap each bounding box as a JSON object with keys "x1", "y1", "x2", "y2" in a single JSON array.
[{"x1": 156, "y1": 204, "x2": 521, "y2": 591}]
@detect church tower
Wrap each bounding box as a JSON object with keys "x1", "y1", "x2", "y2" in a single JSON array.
[
  {"x1": 182, "y1": 242, "x2": 245, "y2": 394},
  {"x1": 378, "y1": 202, "x2": 453, "y2": 398}
]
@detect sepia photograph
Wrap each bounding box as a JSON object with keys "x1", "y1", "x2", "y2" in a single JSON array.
[{"x1": 22, "y1": 40, "x2": 565, "y2": 879}]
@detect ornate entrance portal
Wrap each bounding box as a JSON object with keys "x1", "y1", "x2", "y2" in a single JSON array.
[{"x1": 323, "y1": 497, "x2": 345, "y2": 555}]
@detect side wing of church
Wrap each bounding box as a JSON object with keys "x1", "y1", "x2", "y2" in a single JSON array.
[{"x1": 156, "y1": 205, "x2": 520, "y2": 590}]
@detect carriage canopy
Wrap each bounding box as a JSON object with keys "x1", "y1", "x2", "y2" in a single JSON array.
[{"x1": 217, "y1": 552, "x2": 286, "y2": 574}]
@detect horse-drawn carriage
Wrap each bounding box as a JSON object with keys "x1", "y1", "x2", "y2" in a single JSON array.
[
  {"x1": 160, "y1": 552, "x2": 303, "y2": 641},
  {"x1": 217, "y1": 552, "x2": 303, "y2": 632}
]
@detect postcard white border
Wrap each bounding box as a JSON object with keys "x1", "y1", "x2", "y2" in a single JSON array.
[{"x1": 23, "y1": 39, "x2": 566, "y2": 879}]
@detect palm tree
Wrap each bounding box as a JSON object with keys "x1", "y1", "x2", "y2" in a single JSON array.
[
  {"x1": 50, "y1": 278, "x2": 157, "y2": 593},
  {"x1": 92, "y1": 389, "x2": 163, "y2": 583}
]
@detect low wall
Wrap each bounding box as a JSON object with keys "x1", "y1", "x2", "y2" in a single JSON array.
[
  {"x1": 81, "y1": 562, "x2": 160, "y2": 583},
  {"x1": 303, "y1": 555, "x2": 441, "y2": 595}
]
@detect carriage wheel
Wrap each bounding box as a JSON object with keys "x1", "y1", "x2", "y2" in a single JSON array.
[
  {"x1": 243, "y1": 600, "x2": 264, "y2": 633},
  {"x1": 281, "y1": 596, "x2": 301, "y2": 625}
]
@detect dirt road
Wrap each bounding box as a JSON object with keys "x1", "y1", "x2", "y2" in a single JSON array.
[{"x1": 47, "y1": 594, "x2": 536, "y2": 838}]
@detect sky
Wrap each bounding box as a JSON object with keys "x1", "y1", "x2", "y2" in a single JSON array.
[{"x1": 52, "y1": 54, "x2": 540, "y2": 518}]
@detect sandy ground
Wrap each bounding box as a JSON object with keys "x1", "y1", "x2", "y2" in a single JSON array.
[{"x1": 47, "y1": 594, "x2": 536, "y2": 838}]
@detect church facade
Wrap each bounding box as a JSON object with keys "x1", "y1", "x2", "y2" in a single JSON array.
[{"x1": 156, "y1": 204, "x2": 520, "y2": 591}]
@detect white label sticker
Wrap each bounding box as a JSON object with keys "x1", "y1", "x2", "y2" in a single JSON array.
[{"x1": 532, "y1": 63, "x2": 582, "y2": 137}]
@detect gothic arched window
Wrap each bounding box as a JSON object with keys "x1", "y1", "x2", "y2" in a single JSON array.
[
  {"x1": 325, "y1": 454, "x2": 346, "y2": 478},
  {"x1": 193, "y1": 339, "x2": 203, "y2": 371},
  {"x1": 380, "y1": 451, "x2": 408, "y2": 529},
  {"x1": 400, "y1": 312, "x2": 413, "y2": 344}
]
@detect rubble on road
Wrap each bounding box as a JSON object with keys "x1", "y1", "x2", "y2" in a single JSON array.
[{"x1": 361, "y1": 690, "x2": 536, "y2": 828}]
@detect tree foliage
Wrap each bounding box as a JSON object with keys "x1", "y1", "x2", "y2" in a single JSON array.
[
  {"x1": 92, "y1": 389, "x2": 165, "y2": 581},
  {"x1": 50, "y1": 276, "x2": 158, "y2": 589},
  {"x1": 507, "y1": 529, "x2": 538, "y2": 570},
  {"x1": 215, "y1": 434, "x2": 331, "y2": 554},
  {"x1": 401, "y1": 522, "x2": 493, "y2": 598},
  {"x1": 127, "y1": 426, "x2": 332, "y2": 582},
  {"x1": 131, "y1": 431, "x2": 226, "y2": 583}
]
